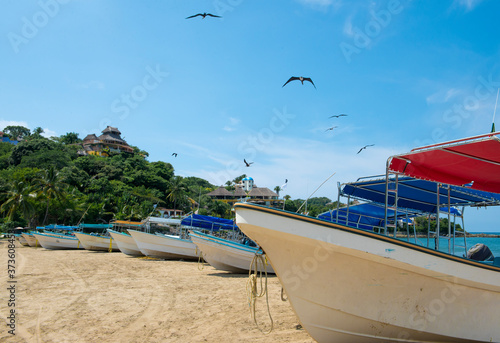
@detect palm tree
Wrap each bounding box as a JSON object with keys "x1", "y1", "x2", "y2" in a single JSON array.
[
  {"x1": 167, "y1": 176, "x2": 188, "y2": 210},
  {"x1": 274, "y1": 185, "x2": 281, "y2": 197},
  {"x1": 34, "y1": 166, "x2": 68, "y2": 225},
  {"x1": 0, "y1": 180, "x2": 36, "y2": 226}
]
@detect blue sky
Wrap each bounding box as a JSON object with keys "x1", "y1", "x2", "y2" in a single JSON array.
[{"x1": 2, "y1": 0, "x2": 500, "y2": 231}]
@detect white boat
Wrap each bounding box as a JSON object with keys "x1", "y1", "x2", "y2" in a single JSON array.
[
  {"x1": 235, "y1": 132, "x2": 500, "y2": 343},
  {"x1": 22, "y1": 233, "x2": 39, "y2": 247},
  {"x1": 189, "y1": 230, "x2": 274, "y2": 274},
  {"x1": 107, "y1": 229, "x2": 143, "y2": 256},
  {"x1": 128, "y1": 229, "x2": 197, "y2": 260},
  {"x1": 31, "y1": 232, "x2": 83, "y2": 250},
  {"x1": 73, "y1": 232, "x2": 120, "y2": 252}
]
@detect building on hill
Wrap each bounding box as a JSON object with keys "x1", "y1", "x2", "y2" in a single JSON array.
[
  {"x1": 206, "y1": 177, "x2": 281, "y2": 207},
  {"x1": 0, "y1": 131, "x2": 19, "y2": 145},
  {"x1": 79, "y1": 126, "x2": 134, "y2": 156}
]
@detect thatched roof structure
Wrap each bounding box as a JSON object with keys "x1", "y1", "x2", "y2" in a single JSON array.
[
  {"x1": 206, "y1": 187, "x2": 233, "y2": 198},
  {"x1": 248, "y1": 187, "x2": 278, "y2": 198}
]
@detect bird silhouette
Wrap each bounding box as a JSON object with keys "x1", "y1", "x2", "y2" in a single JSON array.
[
  {"x1": 329, "y1": 114, "x2": 348, "y2": 118},
  {"x1": 325, "y1": 126, "x2": 338, "y2": 132},
  {"x1": 244, "y1": 159, "x2": 253, "y2": 167},
  {"x1": 357, "y1": 144, "x2": 375, "y2": 154},
  {"x1": 186, "y1": 13, "x2": 221, "y2": 19},
  {"x1": 285, "y1": 179, "x2": 288, "y2": 183},
  {"x1": 282, "y1": 76, "x2": 316, "y2": 89},
  {"x1": 172, "y1": 153, "x2": 178, "y2": 157}
]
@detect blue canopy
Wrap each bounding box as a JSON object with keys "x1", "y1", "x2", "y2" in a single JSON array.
[
  {"x1": 340, "y1": 177, "x2": 500, "y2": 214},
  {"x1": 44, "y1": 224, "x2": 79, "y2": 230},
  {"x1": 181, "y1": 214, "x2": 237, "y2": 231},
  {"x1": 317, "y1": 203, "x2": 412, "y2": 231}
]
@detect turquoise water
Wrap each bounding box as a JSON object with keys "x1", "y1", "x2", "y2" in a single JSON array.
[{"x1": 408, "y1": 235, "x2": 500, "y2": 257}]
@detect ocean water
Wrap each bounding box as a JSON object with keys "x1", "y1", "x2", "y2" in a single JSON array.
[{"x1": 409, "y1": 234, "x2": 500, "y2": 258}]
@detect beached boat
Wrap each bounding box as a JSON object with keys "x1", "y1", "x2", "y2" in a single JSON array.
[
  {"x1": 32, "y1": 232, "x2": 83, "y2": 250},
  {"x1": 128, "y1": 229, "x2": 197, "y2": 260},
  {"x1": 107, "y1": 228, "x2": 143, "y2": 256},
  {"x1": 17, "y1": 234, "x2": 29, "y2": 246},
  {"x1": 235, "y1": 132, "x2": 500, "y2": 343},
  {"x1": 22, "y1": 233, "x2": 39, "y2": 247},
  {"x1": 74, "y1": 232, "x2": 120, "y2": 252},
  {"x1": 189, "y1": 230, "x2": 274, "y2": 273}
]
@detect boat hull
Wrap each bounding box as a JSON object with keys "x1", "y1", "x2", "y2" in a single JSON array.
[
  {"x1": 128, "y1": 230, "x2": 197, "y2": 260},
  {"x1": 32, "y1": 233, "x2": 83, "y2": 250},
  {"x1": 73, "y1": 232, "x2": 120, "y2": 252},
  {"x1": 16, "y1": 234, "x2": 29, "y2": 246},
  {"x1": 235, "y1": 203, "x2": 500, "y2": 343},
  {"x1": 189, "y1": 231, "x2": 274, "y2": 274},
  {"x1": 108, "y1": 229, "x2": 143, "y2": 256},
  {"x1": 22, "y1": 233, "x2": 39, "y2": 247}
]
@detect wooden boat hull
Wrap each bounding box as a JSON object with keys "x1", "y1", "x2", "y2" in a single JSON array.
[
  {"x1": 235, "y1": 203, "x2": 500, "y2": 343},
  {"x1": 73, "y1": 232, "x2": 120, "y2": 252},
  {"x1": 32, "y1": 233, "x2": 83, "y2": 250},
  {"x1": 189, "y1": 231, "x2": 274, "y2": 274},
  {"x1": 128, "y1": 229, "x2": 197, "y2": 260},
  {"x1": 108, "y1": 229, "x2": 143, "y2": 256}
]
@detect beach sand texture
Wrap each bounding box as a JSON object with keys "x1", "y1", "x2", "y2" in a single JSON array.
[{"x1": 1, "y1": 240, "x2": 314, "y2": 343}]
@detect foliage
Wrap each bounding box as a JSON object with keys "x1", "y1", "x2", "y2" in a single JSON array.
[{"x1": 2, "y1": 125, "x2": 30, "y2": 140}]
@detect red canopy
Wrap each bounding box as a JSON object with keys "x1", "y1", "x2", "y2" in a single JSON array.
[{"x1": 388, "y1": 132, "x2": 500, "y2": 194}]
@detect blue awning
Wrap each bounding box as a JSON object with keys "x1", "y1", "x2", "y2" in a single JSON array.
[
  {"x1": 340, "y1": 176, "x2": 500, "y2": 214},
  {"x1": 181, "y1": 214, "x2": 237, "y2": 231},
  {"x1": 317, "y1": 203, "x2": 414, "y2": 231}
]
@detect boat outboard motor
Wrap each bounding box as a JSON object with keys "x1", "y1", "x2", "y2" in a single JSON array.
[{"x1": 466, "y1": 243, "x2": 494, "y2": 262}]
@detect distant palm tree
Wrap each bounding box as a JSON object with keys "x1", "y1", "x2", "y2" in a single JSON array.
[
  {"x1": 167, "y1": 176, "x2": 188, "y2": 210},
  {"x1": 0, "y1": 180, "x2": 35, "y2": 225},
  {"x1": 34, "y1": 166, "x2": 68, "y2": 225},
  {"x1": 274, "y1": 185, "x2": 281, "y2": 197}
]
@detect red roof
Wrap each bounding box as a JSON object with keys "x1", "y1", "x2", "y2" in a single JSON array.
[{"x1": 388, "y1": 132, "x2": 500, "y2": 193}]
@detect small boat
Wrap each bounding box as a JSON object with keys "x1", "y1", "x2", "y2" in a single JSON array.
[
  {"x1": 32, "y1": 232, "x2": 83, "y2": 250},
  {"x1": 17, "y1": 234, "x2": 29, "y2": 246},
  {"x1": 107, "y1": 229, "x2": 143, "y2": 256},
  {"x1": 22, "y1": 233, "x2": 39, "y2": 247},
  {"x1": 73, "y1": 232, "x2": 120, "y2": 252},
  {"x1": 189, "y1": 230, "x2": 274, "y2": 274},
  {"x1": 128, "y1": 229, "x2": 197, "y2": 260},
  {"x1": 235, "y1": 132, "x2": 500, "y2": 343}
]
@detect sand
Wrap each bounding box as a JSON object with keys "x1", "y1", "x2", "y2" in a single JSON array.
[{"x1": 1, "y1": 240, "x2": 315, "y2": 343}]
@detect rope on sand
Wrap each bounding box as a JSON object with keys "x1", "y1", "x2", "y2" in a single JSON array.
[
  {"x1": 246, "y1": 252, "x2": 273, "y2": 334},
  {"x1": 195, "y1": 247, "x2": 206, "y2": 270},
  {"x1": 108, "y1": 238, "x2": 113, "y2": 252}
]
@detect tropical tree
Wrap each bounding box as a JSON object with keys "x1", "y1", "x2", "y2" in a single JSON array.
[
  {"x1": 166, "y1": 176, "x2": 188, "y2": 210},
  {"x1": 34, "y1": 166, "x2": 68, "y2": 225},
  {"x1": 0, "y1": 180, "x2": 36, "y2": 226},
  {"x1": 274, "y1": 185, "x2": 281, "y2": 197},
  {"x1": 3, "y1": 125, "x2": 30, "y2": 140},
  {"x1": 59, "y1": 132, "x2": 82, "y2": 145}
]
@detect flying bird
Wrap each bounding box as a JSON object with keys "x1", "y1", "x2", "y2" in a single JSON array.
[
  {"x1": 282, "y1": 76, "x2": 316, "y2": 89},
  {"x1": 325, "y1": 126, "x2": 338, "y2": 132},
  {"x1": 329, "y1": 114, "x2": 348, "y2": 118},
  {"x1": 244, "y1": 159, "x2": 253, "y2": 167},
  {"x1": 186, "y1": 13, "x2": 221, "y2": 19},
  {"x1": 357, "y1": 144, "x2": 375, "y2": 154},
  {"x1": 172, "y1": 153, "x2": 177, "y2": 157}
]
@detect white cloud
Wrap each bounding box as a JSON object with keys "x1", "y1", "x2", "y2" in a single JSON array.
[
  {"x1": 296, "y1": 0, "x2": 341, "y2": 10},
  {"x1": 453, "y1": 0, "x2": 483, "y2": 11},
  {"x1": 0, "y1": 120, "x2": 29, "y2": 131},
  {"x1": 41, "y1": 128, "x2": 57, "y2": 138},
  {"x1": 426, "y1": 88, "x2": 461, "y2": 104}
]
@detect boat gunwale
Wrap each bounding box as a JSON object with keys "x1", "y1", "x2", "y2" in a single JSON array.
[
  {"x1": 189, "y1": 230, "x2": 261, "y2": 254},
  {"x1": 234, "y1": 202, "x2": 500, "y2": 272}
]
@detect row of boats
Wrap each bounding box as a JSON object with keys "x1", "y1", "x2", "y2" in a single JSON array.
[
  {"x1": 14, "y1": 132, "x2": 500, "y2": 342},
  {"x1": 15, "y1": 214, "x2": 274, "y2": 275}
]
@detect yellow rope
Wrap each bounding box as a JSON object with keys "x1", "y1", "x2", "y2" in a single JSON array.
[
  {"x1": 246, "y1": 253, "x2": 273, "y2": 334},
  {"x1": 108, "y1": 238, "x2": 113, "y2": 252},
  {"x1": 196, "y1": 247, "x2": 206, "y2": 271},
  {"x1": 281, "y1": 287, "x2": 288, "y2": 302},
  {"x1": 77, "y1": 241, "x2": 80, "y2": 249}
]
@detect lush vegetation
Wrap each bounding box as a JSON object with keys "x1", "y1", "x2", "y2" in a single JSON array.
[{"x1": 0, "y1": 126, "x2": 340, "y2": 232}]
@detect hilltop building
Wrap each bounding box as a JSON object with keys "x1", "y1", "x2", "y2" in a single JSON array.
[
  {"x1": 206, "y1": 177, "x2": 281, "y2": 207},
  {"x1": 80, "y1": 126, "x2": 134, "y2": 156},
  {"x1": 0, "y1": 131, "x2": 19, "y2": 145}
]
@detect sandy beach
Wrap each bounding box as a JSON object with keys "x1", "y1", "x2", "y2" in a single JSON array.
[{"x1": 1, "y1": 240, "x2": 314, "y2": 343}]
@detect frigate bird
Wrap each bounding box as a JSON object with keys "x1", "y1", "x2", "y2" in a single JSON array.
[
  {"x1": 282, "y1": 76, "x2": 316, "y2": 89},
  {"x1": 186, "y1": 13, "x2": 221, "y2": 19},
  {"x1": 357, "y1": 144, "x2": 375, "y2": 154},
  {"x1": 172, "y1": 153, "x2": 178, "y2": 157},
  {"x1": 325, "y1": 126, "x2": 338, "y2": 132},
  {"x1": 244, "y1": 159, "x2": 253, "y2": 167},
  {"x1": 329, "y1": 114, "x2": 348, "y2": 118}
]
